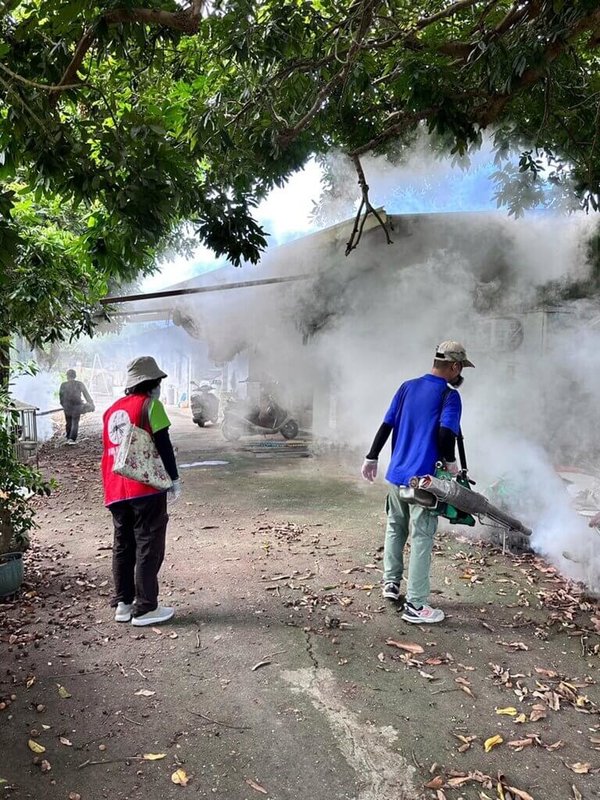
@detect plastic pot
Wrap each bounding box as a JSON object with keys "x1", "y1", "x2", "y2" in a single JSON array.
[{"x1": 0, "y1": 552, "x2": 24, "y2": 598}]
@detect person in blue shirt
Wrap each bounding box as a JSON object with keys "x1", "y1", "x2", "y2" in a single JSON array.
[{"x1": 361, "y1": 341, "x2": 475, "y2": 624}]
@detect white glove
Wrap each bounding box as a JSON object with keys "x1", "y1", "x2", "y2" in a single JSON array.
[
  {"x1": 444, "y1": 461, "x2": 460, "y2": 476},
  {"x1": 361, "y1": 459, "x2": 378, "y2": 483},
  {"x1": 169, "y1": 478, "x2": 182, "y2": 502}
]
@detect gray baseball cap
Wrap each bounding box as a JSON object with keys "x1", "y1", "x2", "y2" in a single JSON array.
[
  {"x1": 125, "y1": 356, "x2": 167, "y2": 389},
  {"x1": 435, "y1": 340, "x2": 475, "y2": 368}
]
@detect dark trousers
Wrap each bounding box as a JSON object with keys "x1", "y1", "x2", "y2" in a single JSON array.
[
  {"x1": 109, "y1": 493, "x2": 169, "y2": 616},
  {"x1": 64, "y1": 412, "x2": 81, "y2": 441}
]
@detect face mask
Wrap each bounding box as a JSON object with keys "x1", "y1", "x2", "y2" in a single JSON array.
[
  {"x1": 449, "y1": 374, "x2": 464, "y2": 388},
  {"x1": 150, "y1": 386, "x2": 161, "y2": 399}
]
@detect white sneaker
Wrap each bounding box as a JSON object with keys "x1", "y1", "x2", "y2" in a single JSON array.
[
  {"x1": 114, "y1": 602, "x2": 133, "y2": 622},
  {"x1": 402, "y1": 602, "x2": 445, "y2": 624},
  {"x1": 65, "y1": 440, "x2": 77, "y2": 446},
  {"x1": 131, "y1": 606, "x2": 174, "y2": 627}
]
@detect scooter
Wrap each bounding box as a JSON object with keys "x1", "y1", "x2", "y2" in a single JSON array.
[
  {"x1": 190, "y1": 383, "x2": 220, "y2": 428},
  {"x1": 221, "y1": 394, "x2": 299, "y2": 441}
]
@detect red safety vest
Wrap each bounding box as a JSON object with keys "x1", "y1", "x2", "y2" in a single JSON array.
[{"x1": 101, "y1": 394, "x2": 162, "y2": 506}]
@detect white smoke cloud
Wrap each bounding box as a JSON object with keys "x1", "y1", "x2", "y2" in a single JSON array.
[
  {"x1": 54, "y1": 135, "x2": 600, "y2": 591},
  {"x1": 11, "y1": 371, "x2": 60, "y2": 441}
]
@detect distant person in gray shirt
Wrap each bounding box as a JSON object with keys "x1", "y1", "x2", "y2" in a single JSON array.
[{"x1": 59, "y1": 369, "x2": 94, "y2": 445}]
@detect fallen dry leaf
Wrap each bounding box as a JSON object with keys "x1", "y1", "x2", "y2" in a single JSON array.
[
  {"x1": 245, "y1": 778, "x2": 268, "y2": 794},
  {"x1": 508, "y1": 738, "x2": 534, "y2": 750},
  {"x1": 171, "y1": 768, "x2": 189, "y2": 786},
  {"x1": 39, "y1": 760, "x2": 51, "y2": 773},
  {"x1": 424, "y1": 776, "x2": 444, "y2": 790},
  {"x1": 496, "y1": 707, "x2": 518, "y2": 716},
  {"x1": 529, "y1": 704, "x2": 547, "y2": 722},
  {"x1": 57, "y1": 685, "x2": 72, "y2": 699},
  {"x1": 572, "y1": 784, "x2": 583, "y2": 800},
  {"x1": 506, "y1": 787, "x2": 534, "y2": 800},
  {"x1": 385, "y1": 639, "x2": 424, "y2": 655},
  {"x1": 143, "y1": 753, "x2": 166, "y2": 760},
  {"x1": 565, "y1": 762, "x2": 591, "y2": 775},
  {"x1": 134, "y1": 689, "x2": 156, "y2": 697},
  {"x1": 453, "y1": 733, "x2": 477, "y2": 753},
  {"x1": 59, "y1": 737, "x2": 72, "y2": 747},
  {"x1": 535, "y1": 667, "x2": 559, "y2": 678},
  {"x1": 515, "y1": 713, "x2": 527, "y2": 724},
  {"x1": 447, "y1": 775, "x2": 472, "y2": 787},
  {"x1": 28, "y1": 739, "x2": 45, "y2": 754},
  {"x1": 484, "y1": 735, "x2": 503, "y2": 753}
]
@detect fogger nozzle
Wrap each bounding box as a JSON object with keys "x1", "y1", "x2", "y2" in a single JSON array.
[{"x1": 411, "y1": 474, "x2": 532, "y2": 537}]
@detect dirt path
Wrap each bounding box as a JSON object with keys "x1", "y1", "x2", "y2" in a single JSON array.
[{"x1": 1, "y1": 411, "x2": 599, "y2": 800}]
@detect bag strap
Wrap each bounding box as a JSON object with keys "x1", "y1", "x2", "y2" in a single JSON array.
[
  {"x1": 441, "y1": 387, "x2": 467, "y2": 473},
  {"x1": 140, "y1": 397, "x2": 152, "y2": 434}
]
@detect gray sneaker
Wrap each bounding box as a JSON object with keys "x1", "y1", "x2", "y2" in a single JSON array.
[
  {"x1": 131, "y1": 606, "x2": 175, "y2": 627},
  {"x1": 402, "y1": 602, "x2": 444, "y2": 624}
]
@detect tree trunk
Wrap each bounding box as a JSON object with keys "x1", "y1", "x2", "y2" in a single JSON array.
[
  {"x1": 0, "y1": 333, "x2": 10, "y2": 394},
  {"x1": 0, "y1": 506, "x2": 13, "y2": 555},
  {"x1": 0, "y1": 333, "x2": 13, "y2": 554}
]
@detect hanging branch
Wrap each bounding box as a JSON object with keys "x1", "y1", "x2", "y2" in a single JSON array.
[
  {"x1": 345, "y1": 155, "x2": 393, "y2": 256},
  {"x1": 50, "y1": 0, "x2": 207, "y2": 103}
]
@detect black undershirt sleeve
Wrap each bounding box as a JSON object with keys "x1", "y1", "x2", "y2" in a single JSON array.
[
  {"x1": 153, "y1": 427, "x2": 179, "y2": 480},
  {"x1": 366, "y1": 422, "x2": 393, "y2": 460},
  {"x1": 438, "y1": 426, "x2": 457, "y2": 463}
]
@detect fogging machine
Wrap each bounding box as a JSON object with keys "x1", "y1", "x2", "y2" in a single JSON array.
[{"x1": 406, "y1": 434, "x2": 532, "y2": 541}]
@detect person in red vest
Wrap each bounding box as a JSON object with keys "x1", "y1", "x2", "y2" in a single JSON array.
[{"x1": 102, "y1": 356, "x2": 181, "y2": 626}]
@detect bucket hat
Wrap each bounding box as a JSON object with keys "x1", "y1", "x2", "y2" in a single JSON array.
[{"x1": 125, "y1": 356, "x2": 167, "y2": 389}]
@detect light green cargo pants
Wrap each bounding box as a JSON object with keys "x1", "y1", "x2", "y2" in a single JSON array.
[{"x1": 383, "y1": 485, "x2": 438, "y2": 607}]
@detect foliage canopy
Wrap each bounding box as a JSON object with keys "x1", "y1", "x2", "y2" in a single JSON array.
[{"x1": 2, "y1": 0, "x2": 600, "y2": 341}]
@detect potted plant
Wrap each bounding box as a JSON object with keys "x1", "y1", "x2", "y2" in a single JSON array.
[{"x1": 1, "y1": 376, "x2": 51, "y2": 597}]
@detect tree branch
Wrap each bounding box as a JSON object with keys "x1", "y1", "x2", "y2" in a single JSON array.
[
  {"x1": 415, "y1": 0, "x2": 480, "y2": 31},
  {"x1": 492, "y1": 0, "x2": 539, "y2": 38},
  {"x1": 51, "y1": 3, "x2": 207, "y2": 101},
  {"x1": 0, "y1": 63, "x2": 83, "y2": 91},
  {"x1": 277, "y1": 0, "x2": 381, "y2": 147},
  {"x1": 349, "y1": 108, "x2": 436, "y2": 157},
  {"x1": 50, "y1": 25, "x2": 97, "y2": 98},
  {"x1": 477, "y1": 6, "x2": 600, "y2": 127},
  {"x1": 345, "y1": 155, "x2": 392, "y2": 256},
  {"x1": 368, "y1": 0, "x2": 479, "y2": 54}
]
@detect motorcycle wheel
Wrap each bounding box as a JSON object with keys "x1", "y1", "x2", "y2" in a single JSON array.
[
  {"x1": 195, "y1": 420, "x2": 206, "y2": 428},
  {"x1": 222, "y1": 422, "x2": 242, "y2": 441},
  {"x1": 280, "y1": 420, "x2": 299, "y2": 439}
]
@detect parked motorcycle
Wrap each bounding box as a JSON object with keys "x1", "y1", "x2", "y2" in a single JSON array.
[
  {"x1": 190, "y1": 383, "x2": 220, "y2": 428},
  {"x1": 222, "y1": 393, "x2": 299, "y2": 441}
]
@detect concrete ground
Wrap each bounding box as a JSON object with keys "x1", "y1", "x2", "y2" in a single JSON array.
[{"x1": 1, "y1": 409, "x2": 599, "y2": 800}]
